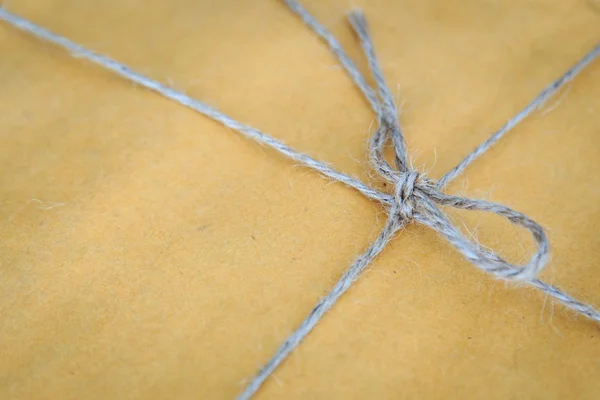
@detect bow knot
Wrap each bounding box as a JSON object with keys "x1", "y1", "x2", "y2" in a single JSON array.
[{"x1": 346, "y1": 5, "x2": 553, "y2": 285}]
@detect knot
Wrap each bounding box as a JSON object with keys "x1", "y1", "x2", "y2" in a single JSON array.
[
  {"x1": 393, "y1": 171, "x2": 432, "y2": 220},
  {"x1": 390, "y1": 169, "x2": 550, "y2": 283}
]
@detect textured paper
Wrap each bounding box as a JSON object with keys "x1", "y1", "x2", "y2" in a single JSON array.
[{"x1": 1, "y1": 0, "x2": 599, "y2": 398}]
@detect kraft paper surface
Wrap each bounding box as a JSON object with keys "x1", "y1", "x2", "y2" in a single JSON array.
[{"x1": 1, "y1": 0, "x2": 599, "y2": 399}]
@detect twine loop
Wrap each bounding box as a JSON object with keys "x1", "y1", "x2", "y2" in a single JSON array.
[{"x1": 384, "y1": 162, "x2": 548, "y2": 283}]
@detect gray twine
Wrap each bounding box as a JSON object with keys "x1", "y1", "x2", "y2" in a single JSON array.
[{"x1": 1, "y1": 1, "x2": 598, "y2": 399}]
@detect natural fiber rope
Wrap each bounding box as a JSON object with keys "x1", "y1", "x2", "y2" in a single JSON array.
[{"x1": 1, "y1": 1, "x2": 598, "y2": 399}]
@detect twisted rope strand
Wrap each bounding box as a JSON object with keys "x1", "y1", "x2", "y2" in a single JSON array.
[
  {"x1": 240, "y1": 215, "x2": 406, "y2": 399},
  {"x1": 348, "y1": 10, "x2": 409, "y2": 172},
  {"x1": 1, "y1": 3, "x2": 598, "y2": 400},
  {"x1": 438, "y1": 42, "x2": 600, "y2": 188},
  {"x1": 0, "y1": 8, "x2": 391, "y2": 207}
]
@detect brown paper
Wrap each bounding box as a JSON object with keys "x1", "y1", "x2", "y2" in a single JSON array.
[{"x1": 1, "y1": 0, "x2": 599, "y2": 398}]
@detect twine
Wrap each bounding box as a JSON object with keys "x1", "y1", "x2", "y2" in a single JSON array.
[{"x1": 1, "y1": 1, "x2": 598, "y2": 399}]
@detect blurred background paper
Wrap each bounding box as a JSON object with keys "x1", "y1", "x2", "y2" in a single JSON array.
[{"x1": 1, "y1": 0, "x2": 599, "y2": 399}]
